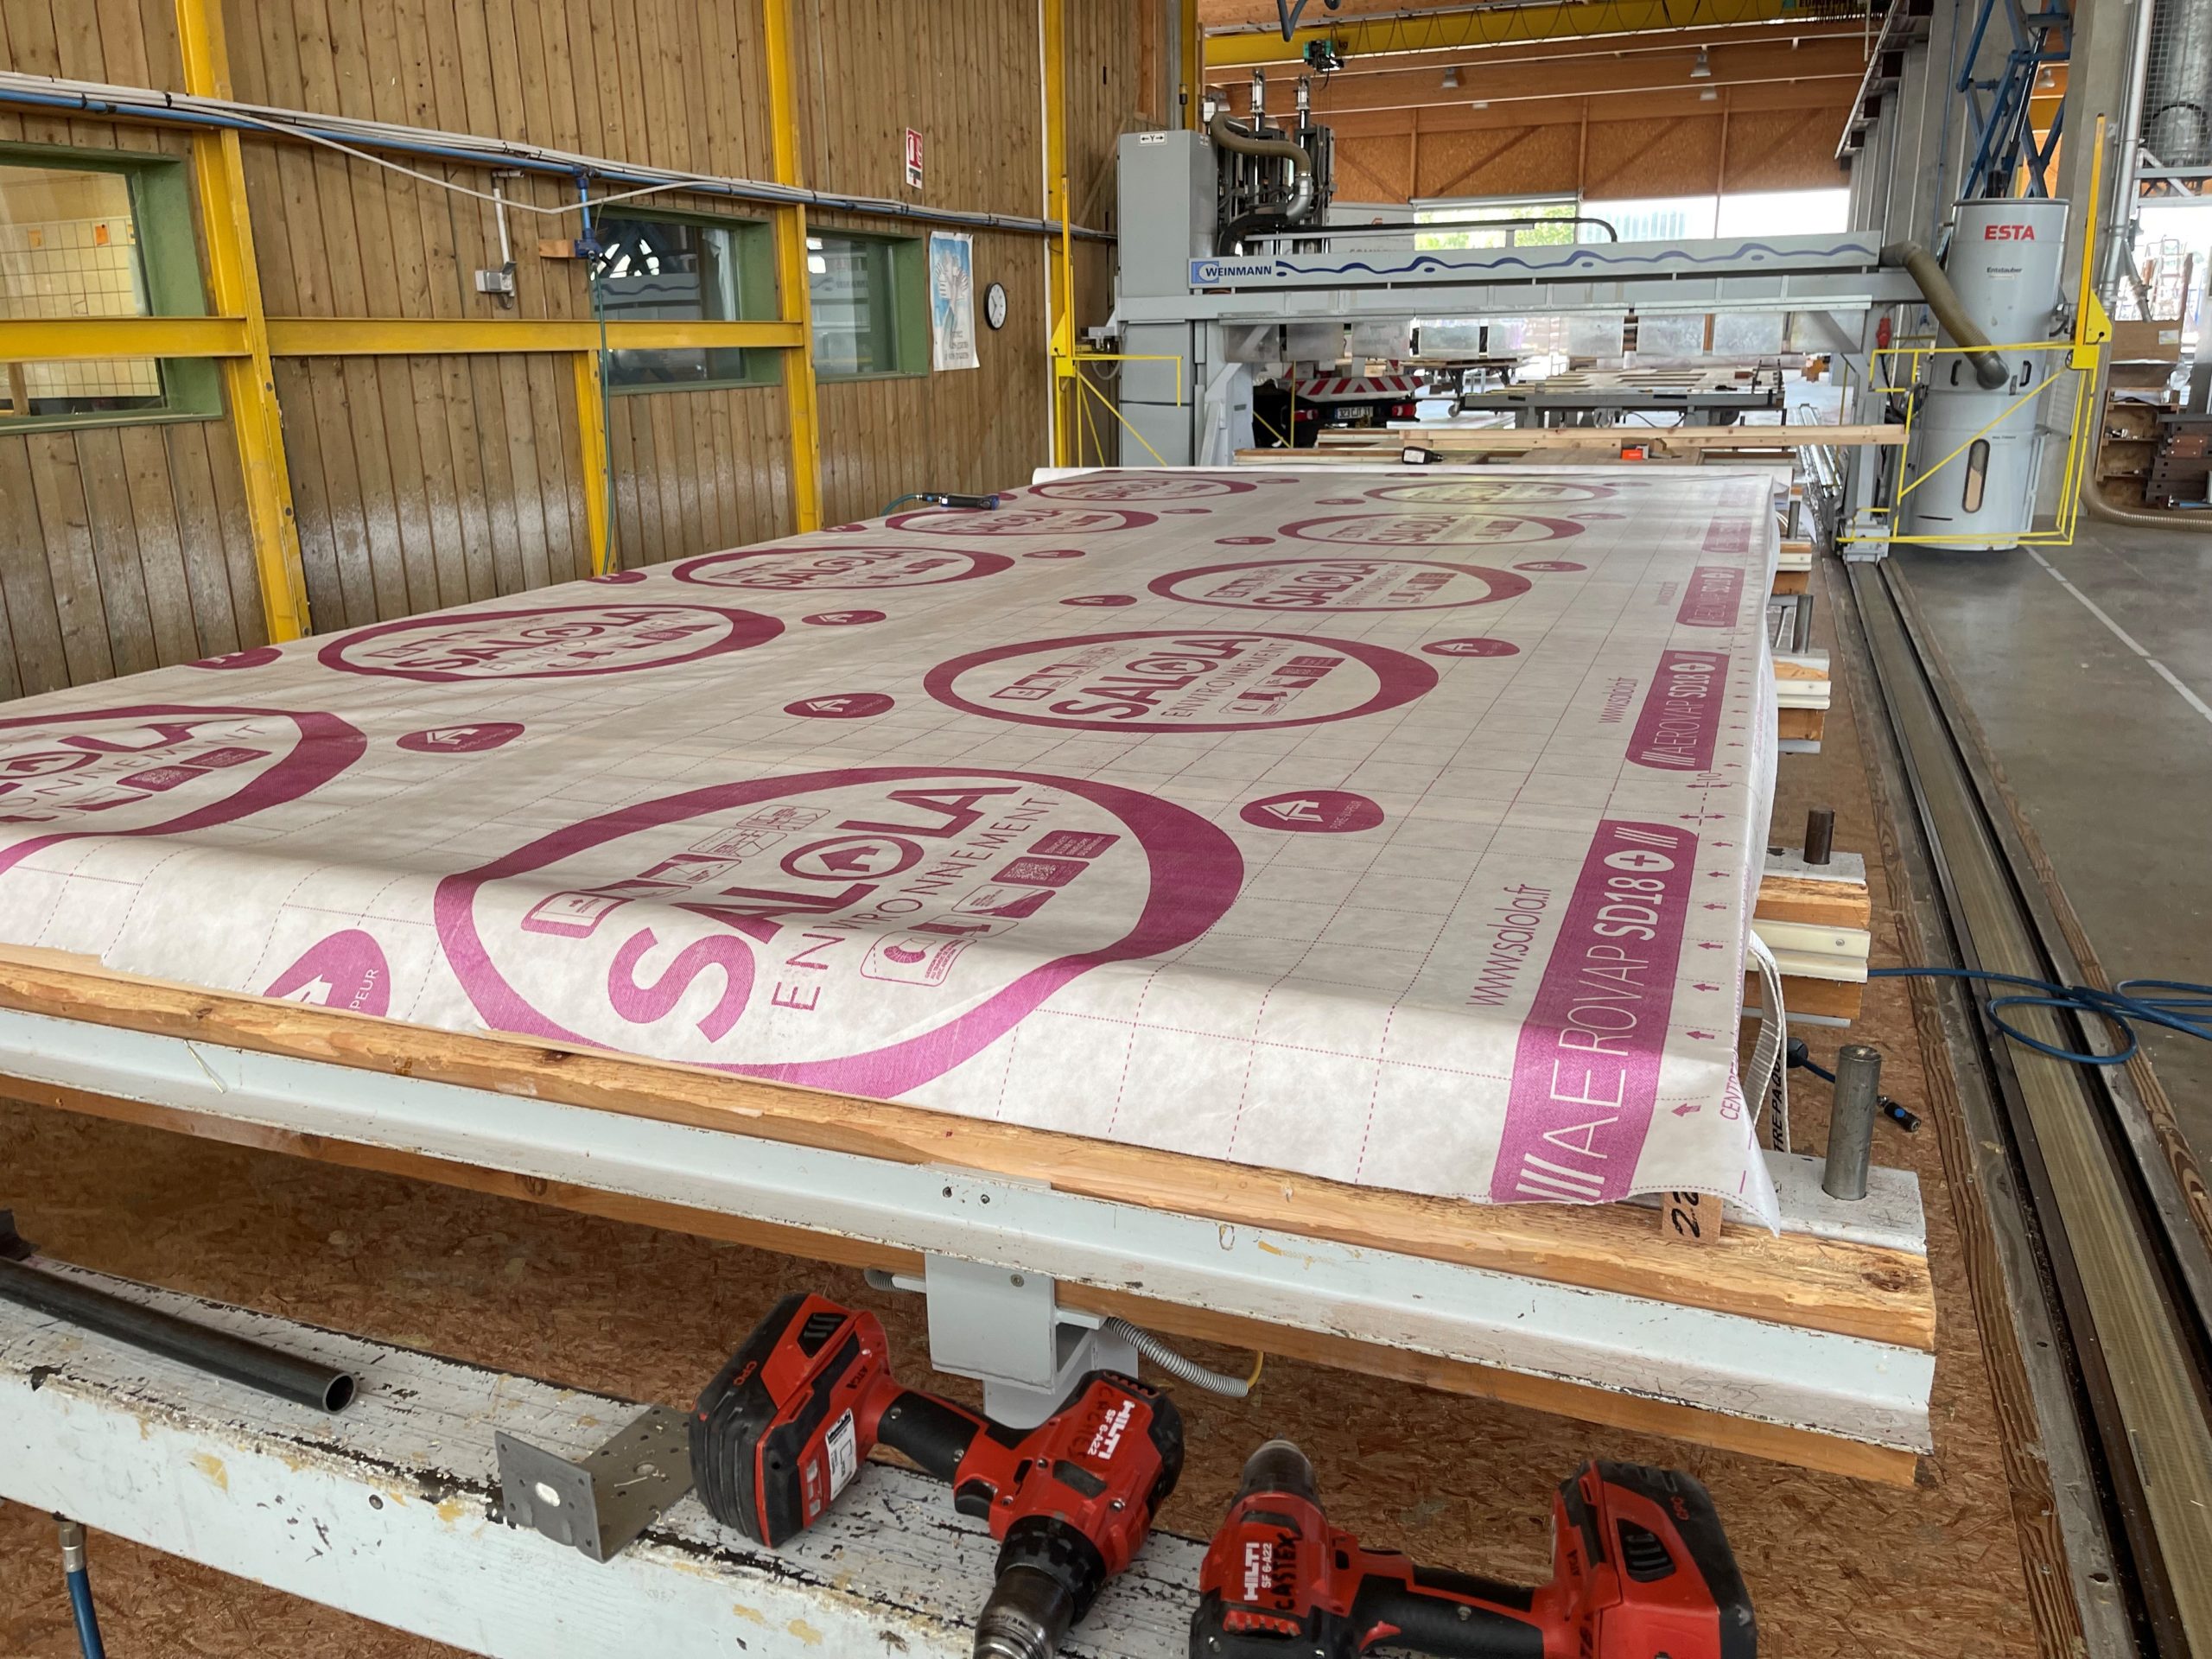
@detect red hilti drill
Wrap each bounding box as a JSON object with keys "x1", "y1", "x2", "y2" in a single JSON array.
[
  {"x1": 1192, "y1": 1440, "x2": 1754, "y2": 1659},
  {"x1": 690, "y1": 1292, "x2": 1184, "y2": 1659}
]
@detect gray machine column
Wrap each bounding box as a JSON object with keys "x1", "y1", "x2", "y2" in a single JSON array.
[{"x1": 1116, "y1": 130, "x2": 1217, "y2": 466}]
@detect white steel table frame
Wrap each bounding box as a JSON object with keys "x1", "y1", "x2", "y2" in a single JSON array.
[{"x1": 0, "y1": 1005, "x2": 1933, "y2": 1459}]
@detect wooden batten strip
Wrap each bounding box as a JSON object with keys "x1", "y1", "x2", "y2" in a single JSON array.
[{"x1": 0, "y1": 944, "x2": 1930, "y2": 1351}]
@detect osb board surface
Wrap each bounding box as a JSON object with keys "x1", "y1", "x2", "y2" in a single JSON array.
[{"x1": 0, "y1": 562, "x2": 2039, "y2": 1659}]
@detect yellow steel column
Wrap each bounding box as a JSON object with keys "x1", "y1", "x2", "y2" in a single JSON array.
[
  {"x1": 1043, "y1": 0, "x2": 1073, "y2": 467},
  {"x1": 574, "y1": 351, "x2": 613, "y2": 574},
  {"x1": 174, "y1": 0, "x2": 311, "y2": 642},
  {"x1": 763, "y1": 0, "x2": 823, "y2": 533}
]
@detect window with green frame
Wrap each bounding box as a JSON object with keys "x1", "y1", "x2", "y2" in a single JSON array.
[
  {"x1": 0, "y1": 143, "x2": 219, "y2": 429},
  {"x1": 807, "y1": 232, "x2": 926, "y2": 378},
  {"x1": 591, "y1": 212, "x2": 778, "y2": 391}
]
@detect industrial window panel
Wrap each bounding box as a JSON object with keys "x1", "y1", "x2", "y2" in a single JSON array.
[
  {"x1": 808, "y1": 232, "x2": 926, "y2": 379},
  {"x1": 0, "y1": 148, "x2": 217, "y2": 429},
  {"x1": 592, "y1": 213, "x2": 778, "y2": 391}
]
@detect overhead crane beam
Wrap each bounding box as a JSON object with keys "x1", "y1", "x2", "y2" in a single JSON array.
[{"x1": 1203, "y1": 0, "x2": 1872, "y2": 69}]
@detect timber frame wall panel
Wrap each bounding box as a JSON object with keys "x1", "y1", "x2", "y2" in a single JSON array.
[{"x1": 0, "y1": 0, "x2": 1147, "y2": 680}]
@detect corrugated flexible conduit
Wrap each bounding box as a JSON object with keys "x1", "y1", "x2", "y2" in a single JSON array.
[
  {"x1": 1879, "y1": 239, "x2": 2010, "y2": 390},
  {"x1": 1209, "y1": 111, "x2": 1314, "y2": 252}
]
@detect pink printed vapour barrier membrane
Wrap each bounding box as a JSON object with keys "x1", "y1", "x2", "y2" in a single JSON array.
[{"x1": 0, "y1": 467, "x2": 1781, "y2": 1222}]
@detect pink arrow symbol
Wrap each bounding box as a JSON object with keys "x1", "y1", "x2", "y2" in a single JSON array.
[
  {"x1": 1671, "y1": 1103, "x2": 1701, "y2": 1117},
  {"x1": 1696, "y1": 941, "x2": 1724, "y2": 950},
  {"x1": 1687, "y1": 1030, "x2": 1717, "y2": 1041},
  {"x1": 1702, "y1": 902, "x2": 1727, "y2": 911},
  {"x1": 1692, "y1": 982, "x2": 1720, "y2": 992}
]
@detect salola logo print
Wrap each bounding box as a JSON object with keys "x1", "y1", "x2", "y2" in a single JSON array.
[
  {"x1": 0, "y1": 704, "x2": 365, "y2": 874},
  {"x1": 1148, "y1": 556, "x2": 1530, "y2": 613},
  {"x1": 1029, "y1": 474, "x2": 1278, "y2": 502},
  {"x1": 671, "y1": 546, "x2": 1014, "y2": 590},
  {"x1": 320, "y1": 603, "x2": 782, "y2": 681},
  {"x1": 885, "y1": 505, "x2": 1158, "y2": 536},
  {"x1": 435, "y1": 767, "x2": 1242, "y2": 1096},
  {"x1": 1278, "y1": 512, "x2": 1586, "y2": 547},
  {"x1": 1363, "y1": 480, "x2": 1617, "y2": 505},
  {"x1": 925, "y1": 630, "x2": 1437, "y2": 733}
]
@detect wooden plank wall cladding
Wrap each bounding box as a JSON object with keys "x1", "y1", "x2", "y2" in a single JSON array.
[
  {"x1": 0, "y1": 3, "x2": 267, "y2": 699},
  {"x1": 0, "y1": 0, "x2": 1156, "y2": 688}
]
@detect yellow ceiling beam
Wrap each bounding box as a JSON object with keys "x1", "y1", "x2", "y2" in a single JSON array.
[{"x1": 1204, "y1": 0, "x2": 1857, "y2": 67}]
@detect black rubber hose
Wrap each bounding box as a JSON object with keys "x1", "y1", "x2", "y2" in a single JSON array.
[{"x1": 0, "y1": 1257, "x2": 356, "y2": 1412}]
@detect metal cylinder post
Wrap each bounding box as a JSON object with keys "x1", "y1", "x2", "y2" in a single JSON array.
[
  {"x1": 1804, "y1": 806, "x2": 1835, "y2": 866},
  {"x1": 1823, "y1": 1044, "x2": 1883, "y2": 1201}
]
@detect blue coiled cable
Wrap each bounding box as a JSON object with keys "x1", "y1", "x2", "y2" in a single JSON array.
[{"x1": 1867, "y1": 967, "x2": 2212, "y2": 1067}]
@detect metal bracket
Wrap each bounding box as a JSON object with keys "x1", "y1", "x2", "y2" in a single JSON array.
[
  {"x1": 868, "y1": 1254, "x2": 1139, "y2": 1429},
  {"x1": 495, "y1": 1406, "x2": 692, "y2": 1563}
]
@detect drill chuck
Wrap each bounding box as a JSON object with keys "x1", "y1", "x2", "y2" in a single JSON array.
[{"x1": 973, "y1": 1563, "x2": 1077, "y2": 1659}]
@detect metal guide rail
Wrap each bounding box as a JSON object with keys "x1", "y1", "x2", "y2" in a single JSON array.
[{"x1": 1847, "y1": 562, "x2": 2212, "y2": 1658}]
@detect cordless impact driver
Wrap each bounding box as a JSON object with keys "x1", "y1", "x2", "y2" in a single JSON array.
[
  {"x1": 1192, "y1": 1440, "x2": 1755, "y2": 1659},
  {"x1": 690, "y1": 1292, "x2": 1184, "y2": 1659}
]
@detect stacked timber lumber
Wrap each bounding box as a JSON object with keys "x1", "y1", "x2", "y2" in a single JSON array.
[
  {"x1": 1773, "y1": 539, "x2": 1814, "y2": 596},
  {"x1": 1747, "y1": 850, "x2": 1871, "y2": 1024},
  {"x1": 1774, "y1": 649, "x2": 1831, "y2": 749}
]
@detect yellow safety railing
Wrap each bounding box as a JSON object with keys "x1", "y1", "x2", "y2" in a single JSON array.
[
  {"x1": 1841, "y1": 113, "x2": 2112, "y2": 551},
  {"x1": 1839, "y1": 337, "x2": 2097, "y2": 549},
  {"x1": 1060, "y1": 353, "x2": 1185, "y2": 468}
]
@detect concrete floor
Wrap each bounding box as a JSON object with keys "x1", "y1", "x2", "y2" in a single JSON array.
[{"x1": 1892, "y1": 520, "x2": 2212, "y2": 1156}]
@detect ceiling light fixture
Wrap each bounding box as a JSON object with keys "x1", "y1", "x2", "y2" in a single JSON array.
[
  {"x1": 1441, "y1": 66, "x2": 1460, "y2": 89},
  {"x1": 1471, "y1": 99, "x2": 1489, "y2": 110},
  {"x1": 1699, "y1": 86, "x2": 1719, "y2": 100},
  {"x1": 1691, "y1": 47, "x2": 1713, "y2": 79}
]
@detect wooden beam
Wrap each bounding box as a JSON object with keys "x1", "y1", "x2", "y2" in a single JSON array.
[
  {"x1": 1758, "y1": 872, "x2": 1872, "y2": 932},
  {"x1": 0, "y1": 944, "x2": 1934, "y2": 1353},
  {"x1": 0, "y1": 1090, "x2": 1921, "y2": 1486}
]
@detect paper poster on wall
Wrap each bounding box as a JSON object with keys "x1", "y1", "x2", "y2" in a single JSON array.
[{"x1": 928, "y1": 232, "x2": 978, "y2": 372}]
